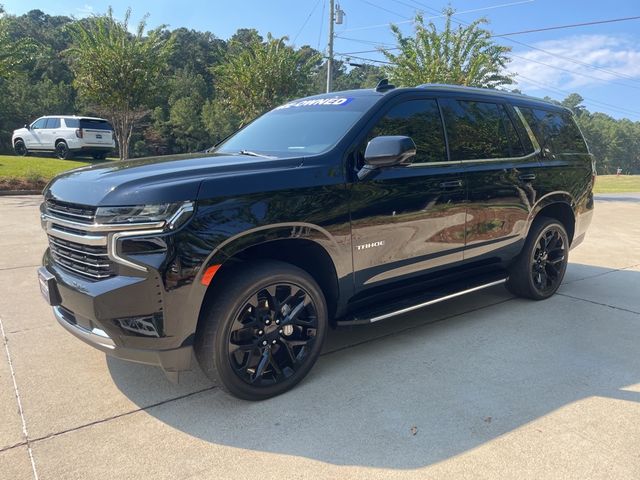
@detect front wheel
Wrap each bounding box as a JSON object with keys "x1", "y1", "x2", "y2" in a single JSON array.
[
  {"x1": 55, "y1": 141, "x2": 71, "y2": 160},
  {"x1": 195, "y1": 260, "x2": 328, "y2": 400},
  {"x1": 14, "y1": 140, "x2": 28, "y2": 156},
  {"x1": 506, "y1": 216, "x2": 569, "y2": 300}
]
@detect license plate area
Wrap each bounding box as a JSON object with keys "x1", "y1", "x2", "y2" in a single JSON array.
[{"x1": 38, "y1": 267, "x2": 61, "y2": 306}]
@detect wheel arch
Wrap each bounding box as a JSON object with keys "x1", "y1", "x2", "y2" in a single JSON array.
[
  {"x1": 55, "y1": 138, "x2": 68, "y2": 146},
  {"x1": 192, "y1": 225, "x2": 344, "y2": 338},
  {"x1": 530, "y1": 193, "x2": 576, "y2": 244}
]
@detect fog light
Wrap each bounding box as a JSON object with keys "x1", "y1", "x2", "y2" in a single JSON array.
[{"x1": 117, "y1": 312, "x2": 163, "y2": 337}]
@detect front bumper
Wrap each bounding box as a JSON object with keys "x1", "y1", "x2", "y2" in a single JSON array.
[{"x1": 53, "y1": 304, "x2": 192, "y2": 380}]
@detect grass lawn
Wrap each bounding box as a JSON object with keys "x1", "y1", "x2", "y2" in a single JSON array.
[
  {"x1": 593, "y1": 175, "x2": 640, "y2": 194},
  {"x1": 0, "y1": 154, "x2": 111, "y2": 191}
]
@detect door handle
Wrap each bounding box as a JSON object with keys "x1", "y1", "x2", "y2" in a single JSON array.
[
  {"x1": 518, "y1": 173, "x2": 536, "y2": 182},
  {"x1": 439, "y1": 180, "x2": 463, "y2": 189}
]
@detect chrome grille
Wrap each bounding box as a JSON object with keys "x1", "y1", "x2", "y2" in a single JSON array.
[
  {"x1": 48, "y1": 236, "x2": 114, "y2": 280},
  {"x1": 46, "y1": 200, "x2": 96, "y2": 224}
]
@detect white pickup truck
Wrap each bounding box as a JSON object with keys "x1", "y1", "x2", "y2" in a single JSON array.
[{"x1": 12, "y1": 115, "x2": 115, "y2": 159}]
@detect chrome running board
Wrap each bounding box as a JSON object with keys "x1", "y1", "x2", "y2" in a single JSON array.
[{"x1": 337, "y1": 276, "x2": 507, "y2": 327}]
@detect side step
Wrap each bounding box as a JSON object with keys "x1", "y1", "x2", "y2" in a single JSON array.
[{"x1": 336, "y1": 272, "x2": 508, "y2": 327}]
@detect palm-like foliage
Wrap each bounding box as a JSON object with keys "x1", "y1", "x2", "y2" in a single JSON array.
[
  {"x1": 381, "y1": 10, "x2": 513, "y2": 89},
  {"x1": 65, "y1": 8, "x2": 174, "y2": 159},
  {"x1": 0, "y1": 16, "x2": 37, "y2": 80},
  {"x1": 213, "y1": 34, "x2": 320, "y2": 126}
]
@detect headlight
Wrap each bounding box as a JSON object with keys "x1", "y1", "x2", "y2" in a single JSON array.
[{"x1": 95, "y1": 201, "x2": 194, "y2": 229}]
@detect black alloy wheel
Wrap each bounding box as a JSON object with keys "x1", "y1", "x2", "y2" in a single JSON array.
[
  {"x1": 14, "y1": 140, "x2": 28, "y2": 156},
  {"x1": 55, "y1": 141, "x2": 70, "y2": 160},
  {"x1": 196, "y1": 260, "x2": 328, "y2": 400},
  {"x1": 506, "y1": 216, "x2": 569, "y2": 300},
  {"x1": 531, "y1": 226, "x2": 566, "y2": 296},
  {"x1": 228, "y1": 283, "x2": 319, "y2": 386}
]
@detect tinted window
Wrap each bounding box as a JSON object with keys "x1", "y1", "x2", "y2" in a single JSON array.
[
  {"x1": 31, "y1": 118, "x2": 46, "y2": 129},
  {"x1": 441, "y1": 100, "x2": 526, "y2": 160},
  {"x1": 519, "y1": 108, "x2": 587, "y2": 154},
  {"x1": 80, "y1": 119, "x2": 113, "y2": 130},
  {"x1": 366, "y1": 99, "x2": 447, "y2": 163},
  {"x1": 45, "y1": 118, "x2": 60, "y2": 129},
  {"x1": 218, "y1": 96, "x2": 378, "y2": 157},
  {"x1": 64, "y1": 118, "x2": 79, "y2": 128}
]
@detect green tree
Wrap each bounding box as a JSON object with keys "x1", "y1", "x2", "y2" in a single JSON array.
[
  {"x1": 381, "y1": 10, "x2": 513, "y2": 88},
  {"x1": 65, "y1": 8, "x2": 174, "y2": 159},
  {"x1": 212, "y1": 33, "x2": 320, "y2": 126},
  {"x1": 0, "y1": 9, "x2": 37, "y2": 79}
]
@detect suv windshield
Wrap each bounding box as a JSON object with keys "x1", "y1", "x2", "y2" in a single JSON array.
[{"x1": 215, "y1": 95, "x2": 378, "y2": 158}]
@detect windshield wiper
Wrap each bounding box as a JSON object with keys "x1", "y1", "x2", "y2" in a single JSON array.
[{"x1": 238, "y1": 150, "x2": 276, "y2": 159}]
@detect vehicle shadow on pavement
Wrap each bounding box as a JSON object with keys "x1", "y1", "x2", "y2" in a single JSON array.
[{"x1": 107, "y1": 262, "x2": 640, "y2": 469}]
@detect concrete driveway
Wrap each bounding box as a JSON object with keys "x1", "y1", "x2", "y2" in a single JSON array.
[{"x1": 1, "y1": 195, "x2": 639, "y2": 479}]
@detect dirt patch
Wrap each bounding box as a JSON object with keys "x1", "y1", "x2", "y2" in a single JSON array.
[{"x1": 0, "y1": 176, "x2": 47, "y2": 192}]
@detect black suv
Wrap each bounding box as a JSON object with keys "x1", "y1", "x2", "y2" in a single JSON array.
[{"x1": 38, "y1": 83, "x2": 594, "y2": 400}]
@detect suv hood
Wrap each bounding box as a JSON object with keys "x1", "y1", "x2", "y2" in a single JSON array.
[{"x1": 44, "y1": 152, "x2": 304, "y2": 206}]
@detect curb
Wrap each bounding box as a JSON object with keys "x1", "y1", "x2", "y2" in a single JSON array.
[{"x1": 0, "y1": 190, "x2": 42, "y2": 196}]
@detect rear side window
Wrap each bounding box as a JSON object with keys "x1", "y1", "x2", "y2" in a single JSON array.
[
  {"x1": 44, "y1": 118, "x2": 60, "y2": 129},
  {"x1": 441, "y1": 99, "x2": 526, "y2": 160},
  {"x1": 366, "y1": 99, "x2": 447, "y2": 163},
  {"x1": 64, "y1": 118, "x2": 79, "y2": 128},
  {"x1": 80, "y1": 119, "x2": 113, "y2": 131},
  {"x1": 519, "y1": 108, "x2": 587, "y2": 154}
]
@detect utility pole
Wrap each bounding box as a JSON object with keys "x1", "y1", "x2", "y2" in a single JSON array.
[
  {"x1": 326, "y1": 1, "x2": 344, "y2": 93},
  {"x1": 326, "y1": 0, "x2": 335, "y2": 93}
]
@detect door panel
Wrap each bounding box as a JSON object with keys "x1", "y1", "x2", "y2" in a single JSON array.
[
  {"x1": 40, "y1": 118, "x2": 61, "y2": 149},
  {"x1": 350, "y1": 163, "x2": 466, "y2": 289},
  {"x1": 439, "y1": 98, "x2": 541, "y2": 262},
  {"x1": 348, "y1": 96, "x2": 467, "y2": 292},
  {"x1": 25, "y1": 118, "x2": 46, "y2": 148},
  {"x1": 463, "y1": 158, "x2": 541, "y2": 260}
]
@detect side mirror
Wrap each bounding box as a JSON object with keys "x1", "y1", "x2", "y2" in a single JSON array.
[
  {"x1": 358, "y1": 135, "x2": 416, "y2": 180},
  {"x1": 24, "y1": 124, "x2": 29, "y2": 129}
]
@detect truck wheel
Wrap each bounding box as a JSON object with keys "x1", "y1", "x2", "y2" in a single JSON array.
[
  {"x1": 506, "y1": 216, "x2": 569, "y2": 300},
  {"x1": 55, "y1": 141, "x2": 71, "y2": 160},
  {"x1": 195, "y1": 260, "x2": 328, "y2": 400},
  {"x1": 92, "y1": 152, "x2": 108, "y2": 160},
  {"x1": 14, "y1": 140, "x2": 28, "y2": 156}
]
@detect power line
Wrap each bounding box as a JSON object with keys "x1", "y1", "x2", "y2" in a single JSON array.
[
  {"x1": 508, "y1": 51, "x2": 640, "y2": 92},
  {"x1": 355, "y1": 0, "x2": 406, "y2": 19},
  {"x1": 503, "y1": 36, "x2": 640, "y2": 86},
  {"x1": 293, "y1": 0, "x2": 323, "y2": 44},
  {"x1": 334, "y1": 35, "x2": 395, "y2": 47},
  {"x1": 497, "y1": 15, "x2": 640, "y2": 36},
  {"x1": 337, "y1": 15, "x2": 640, "y2": 89},
  {"x1": 515, "y1": 74, "x2": 640, "y2": 119},
  {"x1": 340, "y1": 0, "x2": 535, "y2": 32},
  {"x1": 317, "y1": 0, "x2": 326, "y2": 51},
  {"x1": 334, "y1": 52, "x2": 392, "y2": 64}
]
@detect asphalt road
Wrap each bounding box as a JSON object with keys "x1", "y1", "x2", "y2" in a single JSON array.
[{"x1": 1, "y1": 195, "x2": 639, "y2": 479}]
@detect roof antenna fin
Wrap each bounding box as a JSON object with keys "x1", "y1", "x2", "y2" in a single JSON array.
[{"x1": 375, "y1": 79, "x2": 395, "y2": 92}]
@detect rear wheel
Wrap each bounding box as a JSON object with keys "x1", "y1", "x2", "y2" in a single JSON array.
[
  {"x1": 195, "y1": 260, "x2": 328, "y2": 400},
  {"x1": 506, "y1": 216, "x2": 569, "y2": 300},
  {"x1": 92, "y1": 152, "x2": 108, "y2": 160},
  {"x1": 55, "y1": 141, "x2": 71, "y2": 160},
  {"x1": 14, "y1": 140, "x2": 28, "y2": 156}
]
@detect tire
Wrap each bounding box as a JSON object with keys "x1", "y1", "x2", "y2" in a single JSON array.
[
  {"x1": 92, "y1": 152, "x2": 108, "y2": 160},
  {"x1": 506, "y1": 216, "x2": 569, "y2": 300},
  {"x1": 55, "y1": 141, "x2": 71, "y2": 160},
  {"x1": 14, "y1": 140, "x2": 28, "y2": 156},
  {"x1": 195, "y1": 260, "x2": 328, "y2": 400}
]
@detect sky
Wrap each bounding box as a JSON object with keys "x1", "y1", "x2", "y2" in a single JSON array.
[{"x1": 3, "y1": 0, "x2": 640, "y2": 120}]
